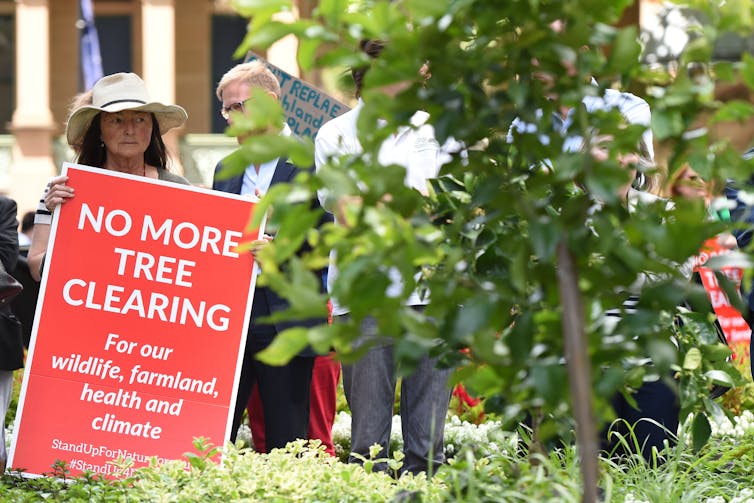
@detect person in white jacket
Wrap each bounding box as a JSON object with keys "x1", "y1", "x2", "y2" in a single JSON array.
[{"x1": 314, "y1": 40, "x2": 458, "y2": 476}]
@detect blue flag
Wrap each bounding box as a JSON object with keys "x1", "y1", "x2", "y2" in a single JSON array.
[{"x1": 80, "y1": 0, "x2": 103, "y2": 89}]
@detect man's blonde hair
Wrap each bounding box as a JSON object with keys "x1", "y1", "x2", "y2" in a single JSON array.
[{"x1": 215, "y1": 61, "x2": 281, "y2": 100}]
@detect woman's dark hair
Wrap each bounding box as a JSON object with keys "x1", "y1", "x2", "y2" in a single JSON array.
[
  {"x1": 352, "y1": 39, "x2": 385, "y2": 98},
  {"x1": 77, "y1": 113, "x2": 169, "y2": 170}
]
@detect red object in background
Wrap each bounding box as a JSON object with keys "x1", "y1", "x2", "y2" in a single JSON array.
[
  {"x1": 247, "y1": 299, "x2": 340, "y2": 455},
  {"x1": 452, "y1": 383, "x2": 483, "y2": 420},
  {"x1": 453, "y1": 348, "x2": 483, "y2": 419},
  {"x1": 248, "y1": 354, "x2": 340, "y2": 455},
  {"x1": 694, "y1": 237, "x2": 752, "y2": 349}
]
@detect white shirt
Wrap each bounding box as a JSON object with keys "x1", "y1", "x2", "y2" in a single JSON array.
[
  {"x1": 509, "y1": 87, "x2": 654, "y2": 159},
  {"x1": 315, "y1": 101, "x2": 459, "y2": 315},
  {"x1": 563, "y1": 88, "x2": 653, "y2": 158},
  {"x1": 18, "y1": 232, "x2": 31, "y2": 249}
]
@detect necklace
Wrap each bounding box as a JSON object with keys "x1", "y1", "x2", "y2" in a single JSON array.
[{"x1": 142, "y1": 163, "x2": 147, "y2": 178}]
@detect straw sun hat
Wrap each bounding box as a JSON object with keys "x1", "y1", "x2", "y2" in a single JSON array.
[{"x1": 65, "y1": 72, "x2": 188, "y2": 146}]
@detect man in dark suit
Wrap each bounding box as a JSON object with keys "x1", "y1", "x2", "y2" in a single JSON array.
[
  {"x1": 12, "y1": 211, "x2": 39, "y2": 348},
  {"x1": 213, "y1": 61, "x2": 328, "y2": 450},
  {"x1": 0, "y1": 196, "x2": 21, "y2": 470}
]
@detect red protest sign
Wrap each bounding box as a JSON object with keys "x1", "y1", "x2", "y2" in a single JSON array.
[
  {"x1": 9, "y1": 164, "x2": 260, "y2": 478},
  {"x1": 694, "y1": 237, "x2": 752, "y2": 346}
]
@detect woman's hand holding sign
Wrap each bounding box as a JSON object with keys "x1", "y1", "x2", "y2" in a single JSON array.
[{"x1": 44, "y1": 175, "x2": 75, "y2": 213}]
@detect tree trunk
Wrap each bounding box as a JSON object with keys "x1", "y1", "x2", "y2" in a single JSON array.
[{"x1": 556, "y1": 239, "x2": 599, "y2": 503}]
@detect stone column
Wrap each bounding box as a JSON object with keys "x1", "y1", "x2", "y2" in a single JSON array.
[
  {"x1": 9, "y1": 0, "x2": 56, "y2": 213},
  {"x1": 175, "y1": 0, "x2": 211, "y2": 134},
  {"x1": 140, "y1": 0, "x2": 183, "y2": 173}
]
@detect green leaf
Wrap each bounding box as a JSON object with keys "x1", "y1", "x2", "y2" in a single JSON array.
[
  {"x1": 509, "y1": 247, "x2": 528, "y2": 293},
  {"x1": 215, "y1": 148, "x2": 252, "y2": 181},
  {"x1": 530, "y1": 363, "x2": 568, "y2": 406},
  {"x1": 683, "y1": 347, "x2": 702, "y2": 370},
  {"x1": 225, "y1": 87, "x2": 287, "y2": 139},
  {"x1": 741, "y1": 49, "x2": 754, "y2": 91},
  {"x1": 259, "y1": 257, "x2": 329, "y2": 321},
  {"x1": 229, "y1": 135, "x2": 313, "y2": 170},
  {"x1": 704, "y1": 369, "x2": 734, "y2": 388},
  {"x1": 528, "y1": 217, "x2": 560, "y2": 260},
  {"x1": 605, "y1": 26, "x2": 640, "y2": 75},
  {"x1": 705, "y1": 251, "x2": 754, "y2": 270},
  {"x1": 624, "y1": 365, "x2": 646, "y2": 389},
  {"x1": 255, "y1": 327, "x2": 310, "y2": 365},
  {"x1": 233, "y1": 0, "x2": 291, "y2": 15},
  {"x1": 700, "y1": 343, "x2": 733, "y2": 362},
  {"x1": 703, "y1": 396, "x2": 729, "y2": 425},
  {"x1": 594, "y1": 366, "x2": 624, "y2": 398},
  {"x1": 453, "y1": 296, "x2": 494, "y2": 339},
  {"x1": 711, "y1": 100, "x2": 754, "y2": 124},
  {"x1": 681, "y1": 36, "x2": 713, "y2": 66},
  {"x1": 676, "y1": 311, "x2": 721, "y2": 346},
  {"x1": 306, "y1": 325, "x2": 335, "y2": 355},
  {"x1": 714, "y1": 269, "x2": 749, "y2": 314},
  {"x1": 713, "y1": 61, "x2": 736, "y2": 82},
  {"x1": 647, "y1": 339, "x2": 678, "y2": 372},
  {"x1": 507, "y1": 311, "x2": 534, "y2": 362},
  {"x1": 651, "y1": 110, "x2": 685, "y2": 140},
  {"x1": 315, "y1": 0, "x2": 350, "y2": 26},
  {"x1": 268, "y1": 206, "x2": 322, "y2": 260},
  {"x1": 461, "y1": 365, "x2": 505, "y2": 398},
  {"x1": 679, "y1": 375, "x2": 699, "y2": 410},
  {"x1": 236, "y1": 22, "x2": 293, "y2": 54},
  {"x1": 405, "y1": 0, "x2": 453, "y2": 18},
  {"x1": 691, "y1": 412, "x2": 711, "y2": 451},
  {"x1": 298, "y1": 38, "x2": 321, "y2": 73},
  {"x1": 583, "y1": 162, "x2": 632, "y2": 204}
]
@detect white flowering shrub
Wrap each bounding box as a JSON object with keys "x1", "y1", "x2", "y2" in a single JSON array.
[
  {"x1": 728, "y1": 489, "x2": 754, "y2": 503},
  {"x1": 330, "y1": 411, "x2": 512, "y2": 462},
  {"x1": 702, "y1": 488, "x2": 754, "y2": 503},
  {"x1": 709, "y1": 410, "x2": 754, "y2": 439},
  {"x1": 331, "y1": 411, "x2": 404, "y2": 462},
  {"x1": 624, "y1": 493, "x2": 651, "y2": 503}
]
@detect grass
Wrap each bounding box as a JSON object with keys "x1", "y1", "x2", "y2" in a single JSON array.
[{"x1": 2, "y1": 413, "x2": 754, "y2": 501}]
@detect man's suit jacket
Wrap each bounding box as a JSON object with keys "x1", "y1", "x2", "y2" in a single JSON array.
[
  {"x1": 212, "y1": 156, "x2": 330, "y2": 356},
  {"x1": 0, "y1": 196, "x2": 22, "y2": 370}
]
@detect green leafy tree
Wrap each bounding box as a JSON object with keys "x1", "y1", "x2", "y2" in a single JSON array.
[{"x1": 223, "y1": 0, "x2": 754, "y2": 500}]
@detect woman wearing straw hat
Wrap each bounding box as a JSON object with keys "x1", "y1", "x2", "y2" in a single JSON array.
[{"x1": 27, "y1": 72, "x2": 190, "y2": 281}]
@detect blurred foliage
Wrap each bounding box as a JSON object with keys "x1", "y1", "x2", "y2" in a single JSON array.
[
  {"x1": 227, "y1": 0, "x2": 754, "y2": 452},
  {"x1": 720, "y1": 341, "x2": 754, "y2": 415}
]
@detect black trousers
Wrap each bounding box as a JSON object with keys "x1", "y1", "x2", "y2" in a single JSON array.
[
  {"x1": 229, "y1": 348, "x2": 315, "y2": 451},
  {"x1": 602, "y1": 378, "x2": 679, "y2": 461}
]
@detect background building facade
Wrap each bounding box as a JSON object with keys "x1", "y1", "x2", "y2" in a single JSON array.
[
  {"x1": 2, "y1": 0, "x2": 753, "y2": 215},
  {"x1": 1, "y1": 0, "x2": 308, "y2": 214}
]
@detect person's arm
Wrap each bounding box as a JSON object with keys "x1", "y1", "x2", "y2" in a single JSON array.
[
  {"x1": 314, "y1": 130, "x2": 363, "y2": 227},
  {"x1": 27, "y1": 175, "x2": 73, "y2": 281},
  {"x1": 27, "y1": 223, "x2": 50, "y2": 282},
  {"x1": 313, "y1": 129, "x2": 339, "y2": 212}
]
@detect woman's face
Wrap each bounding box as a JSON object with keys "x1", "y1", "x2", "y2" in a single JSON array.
[
  {"x1": 378, "y1": 62, "x2": 432, "y2": 98},
  {"x1": 590, "y1": 135, "x2": 640, "y2": 201},
  {"x1": 100, "y1": 110, "x2": 152, "y2": 160},
  {"x1": 672, "y1": 166, "x2": 708, "y2": 200}
]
